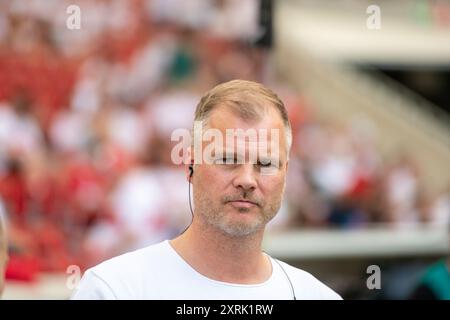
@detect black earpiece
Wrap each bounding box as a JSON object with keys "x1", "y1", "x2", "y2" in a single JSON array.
[
  {"x1": 189, "y1": 164, "x2": 194, "y2": 178},
  {"x1": 179, "y1": 164, "x2": 194, "y2": 236}
]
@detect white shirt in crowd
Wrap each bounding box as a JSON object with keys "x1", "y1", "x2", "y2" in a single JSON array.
[{"x1": 71, "y1": 240, "x2": 342, "y2": 300}]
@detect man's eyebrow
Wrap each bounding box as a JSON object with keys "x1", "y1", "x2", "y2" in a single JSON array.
[
  {"x1": 215, "y1": 151, "x2": 248, "y2": 164},
  {"x1": 211, "y1": 151, "x2": 234, "y2": 160},
  {"x1": 220, "y1": 150, "x2": 241, "y2": 157},
  {"x1": 224, "y1": 152, "x2": 245, "y2": 161},
  {"x1": 213, "y1": 149, "x2": 283, "y2": 165},
  {"x1": 212, "y1": 150, "x2": 231, "y2": 157}
]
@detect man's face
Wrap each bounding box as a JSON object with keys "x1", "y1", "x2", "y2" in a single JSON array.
[{"x1": 192, "y1": 105, "x2": 289, "y2": 237}]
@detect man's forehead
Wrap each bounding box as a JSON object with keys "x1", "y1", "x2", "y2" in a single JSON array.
[
  {"x1": 208, "y1": 106, "x2": 285, "y2": 136},
  {"x1": 203, "y1": 106, "x2": 286, "y2": 157}
]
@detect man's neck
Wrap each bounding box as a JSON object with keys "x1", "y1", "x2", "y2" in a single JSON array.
[{"x1": 170, "y1": 221, "x2": 272, "y2": 284}]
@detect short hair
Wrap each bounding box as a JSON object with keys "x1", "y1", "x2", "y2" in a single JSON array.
[{"x1": 193, "y1": 80, "x2": 292, "y2": 154}]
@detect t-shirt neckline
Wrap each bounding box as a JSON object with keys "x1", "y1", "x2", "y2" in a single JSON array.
[{"x1": 164, "y1": 240, "x2": 276, "y2": 288}]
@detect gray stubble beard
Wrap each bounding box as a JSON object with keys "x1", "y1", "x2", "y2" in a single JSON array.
[{"x1": 194, "y1": 190, "x2": 281, "y2": 238}]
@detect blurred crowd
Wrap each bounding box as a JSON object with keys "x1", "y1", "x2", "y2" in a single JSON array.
[{"x1": 0, "y1": 0, "x2": 448, "y2": 281}]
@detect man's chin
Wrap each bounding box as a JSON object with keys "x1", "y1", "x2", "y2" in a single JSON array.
[{"x1": 216, "y1": 219, "x2": 264, "y2": 237}]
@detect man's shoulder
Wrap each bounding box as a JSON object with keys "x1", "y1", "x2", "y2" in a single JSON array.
[
  {"x1": 86, "y1": 240, "x2": 169, "y2": 282},
  {"x1": 274, "y1": 259, "x2": 343, "y2": 300},
  {"x1": 72, "y1": 241, "x2": 170, "y2": 299}
]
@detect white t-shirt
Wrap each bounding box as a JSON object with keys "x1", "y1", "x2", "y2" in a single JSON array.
[{"x1": 71, "y1": 240, "x2": 342, "y2": 300}]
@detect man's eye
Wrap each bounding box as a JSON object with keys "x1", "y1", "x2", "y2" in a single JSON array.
[
  {"x1": 258, "y1": 160, "x2": 273, "y2": 167},
  {"x1": 224, "y1": 157, "x2": 238, "y2": 164}
]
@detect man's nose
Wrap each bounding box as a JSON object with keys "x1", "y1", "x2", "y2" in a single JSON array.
[{"x1": 232, "y1": 164, "x2": 257, "y2": 191}]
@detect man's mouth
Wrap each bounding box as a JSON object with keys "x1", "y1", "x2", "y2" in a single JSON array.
[{"x1": 226, "y1": 199, "x2": 258, "y2": 208}]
